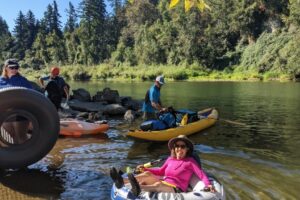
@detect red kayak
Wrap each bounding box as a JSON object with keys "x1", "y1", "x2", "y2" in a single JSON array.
[{"x1": 60, "y1": 119, "x2": 109, "y2": 137}]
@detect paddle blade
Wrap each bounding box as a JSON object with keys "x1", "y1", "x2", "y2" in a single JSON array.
[{"x1": 220, "y1": 118, "x2": 246, "y2": 126}]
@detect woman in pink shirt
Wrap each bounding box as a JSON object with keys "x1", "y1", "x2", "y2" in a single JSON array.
[{"x1": 110, "y1": 135, "x2": 216, "y2": 197}]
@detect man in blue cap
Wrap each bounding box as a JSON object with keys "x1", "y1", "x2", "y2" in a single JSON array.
[{"x1": 142, "y1": 75, "x2": 167, "y2": 120}]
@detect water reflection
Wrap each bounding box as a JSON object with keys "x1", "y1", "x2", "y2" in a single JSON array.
[{"x1": 127, "y1": 141, "x2": 168, "y2": 159}]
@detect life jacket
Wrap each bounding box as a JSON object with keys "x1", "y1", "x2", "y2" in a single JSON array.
[
  {"x1": 45, "y1": 81, "x2": 62, "y2": 109},
  {"x1": 51, "y1": 76, "x2": 69, "y2": 98}
]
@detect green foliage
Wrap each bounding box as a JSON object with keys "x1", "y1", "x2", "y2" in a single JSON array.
[
  {"x1": 288, "y1": 0, "x2": 300, "y2": 27},
  {"x1": 278, "y1": 31, "x2": 300, "y2": 77},
  {"x1": 134, "y1": 23, "x2": 166, "y2": 64},
  {"x1": 112, "y1": 42, "x2": 137, "y2": 66},
  {"x1": 46, "y1": 31, "x2": 67, "y2": 64},
  {"x1": 0, "y1": 16, "x2": 13, "y2": 62},
  {"x1": 125, "y1": 0, "x2": 160, "y2": 27},
  {"x1": 23, "y1": 50, "x2": 45, "y2": 70},
  {"x1": 33, "y1": 32, "x2": 50, "y2": 64},
  {"x1": 238, "y1": 31, "x2": 298, "y2": 77},
  {"x1": 51, "y1": 64, "x2": 212, "y2": 81},
  {"x1": 60, "y1": 65, "x2": 92, "y2": 80},
  {"x1": 263, "y1": 71, "x2": 281, "y2": 80}
]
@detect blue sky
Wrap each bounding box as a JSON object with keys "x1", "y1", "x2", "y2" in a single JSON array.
[{"x1": 0, "y1": 0, "x2": 111, "y2": 31}]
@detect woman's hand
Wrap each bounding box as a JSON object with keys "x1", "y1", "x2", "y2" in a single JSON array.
[
  {"x1": 204, "y1": 185, "x2": 216, "y2": 192},
  {"x1": 161, "y1": 107, "x2": 167, "y2": 112},
  {"x1": 135, "y1": 165, "x2": 145, "y2": 173}
]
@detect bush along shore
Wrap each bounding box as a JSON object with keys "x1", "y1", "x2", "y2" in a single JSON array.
[{"x1": 24, "y1": 63, "x2": 298, "y2": 83}]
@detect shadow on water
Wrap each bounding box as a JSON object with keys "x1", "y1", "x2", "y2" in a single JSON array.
[
  {"x1": 0, "y1": 168, "x2": 64, "y2": 199},
  {"x1": 127, "y1": 140, "x2": 168, "y2": 159}
]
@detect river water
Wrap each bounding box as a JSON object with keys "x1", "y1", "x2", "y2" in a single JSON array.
[{"x1": 0, "y1": 81, "x2": 299, "y2": 200}]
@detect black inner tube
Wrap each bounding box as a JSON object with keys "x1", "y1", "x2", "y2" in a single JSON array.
[{"x1": 0, "y1": 87, "x2": 59, "y2": 169}]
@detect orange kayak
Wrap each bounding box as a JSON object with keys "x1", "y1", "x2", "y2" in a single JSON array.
[{"x1": 60, "y1": 119, "x2": 109, "y2": 137}]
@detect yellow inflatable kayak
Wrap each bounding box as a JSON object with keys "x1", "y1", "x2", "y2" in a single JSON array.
[
  {"x1": 127, "y1": 108, "x2": 218, "y2": 141},
  {"x1": 60, "y1": 119, "x2": 109, "y2": 137}
]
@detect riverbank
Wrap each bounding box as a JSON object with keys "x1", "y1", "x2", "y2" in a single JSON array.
[{"x1": 22, "y1": 64, "x2": 296, "y2": 83}]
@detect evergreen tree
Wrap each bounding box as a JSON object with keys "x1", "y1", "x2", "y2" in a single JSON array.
[
  {"x1": 40, "y1": 1, "x2": 62, "y2": 35},
  {"x1": 64, "y1": 2, "x2": 79, "y2": 64},
  {"x1": 106, "y1": 0, "x2": 126, "y2": 54},
  {"x1": 43, "y1": 4, "x2": 54, "y2": 34},
  {"x1": 36, "y1": 1, "x2": 66, "y2": 65},
  {"x1": 78, "y1": 0, "x2": 107, "y2": 64},
  {"x1": 25, "y1": 10, "x2": 38, "y2": 50},
  {"x1": 13, "y1": 11, "x2": 27, "y2": 59},
  {"x1": 64, "y1": 2, "x2": 78, "y2": 33},
  {"x1": 113, "y1": 0, "x2": 160, "y2": 65},
  {"x1": 52, "y1": 0, "x2": 63, "y2": 37},
  {"x1": 0, "y1": 17, "x2": 14, "y2": 62},
  {"x1": 0, "y1": 17, "x2": 11, "y2": 36}
]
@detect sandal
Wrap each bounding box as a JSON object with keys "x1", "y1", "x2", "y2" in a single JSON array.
[
  {"x1": 128, "y1": 173, "x2": 141, "y2": 197},
  {"x1": 110, "y1": 167, "x2": 124, "y2": 188}
]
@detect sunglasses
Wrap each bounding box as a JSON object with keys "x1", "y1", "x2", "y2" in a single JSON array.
[
  {"x1": 174, "y1": 144, "x2": 187, "y2": 149},
  {"x1": 8, "y1": 66, "x2": 19, "y2": 70}
]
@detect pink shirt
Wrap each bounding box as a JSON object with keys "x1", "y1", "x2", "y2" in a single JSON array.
[{"x1": 145, "y1": 156, "x2": 210, "y2": 192}]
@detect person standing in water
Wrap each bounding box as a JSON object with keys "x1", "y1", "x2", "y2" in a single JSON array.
[
  {"x1": 142, "y1": 75, "x2": 167, "y2": 120},
  {"x1": 39, "y1": 67, "x2": 69, "y2": 110}
]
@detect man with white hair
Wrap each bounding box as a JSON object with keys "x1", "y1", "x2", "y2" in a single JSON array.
[{"x1": 142, "y1": 75, "x2": 167, "y2": 120}]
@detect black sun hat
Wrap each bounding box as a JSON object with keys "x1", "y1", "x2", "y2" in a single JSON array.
[
  {"x1": 168, "y1": 135, "x2": 194, "y2": 152},
  {"x1": 5, "y1": 59, "x2": 19, "y2": 68}
]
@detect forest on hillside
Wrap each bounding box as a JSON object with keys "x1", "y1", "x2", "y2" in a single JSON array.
[{"x1": 0, "y1": 0, "x2": 299, "y2": 80}]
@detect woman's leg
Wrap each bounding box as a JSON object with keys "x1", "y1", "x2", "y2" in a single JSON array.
[
  {"x1": 128, "y1": 174, "x2": 175, "y2": 197},
  {"x1": 124, "y1": 171, "x2": 160, "y2": 185}
]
